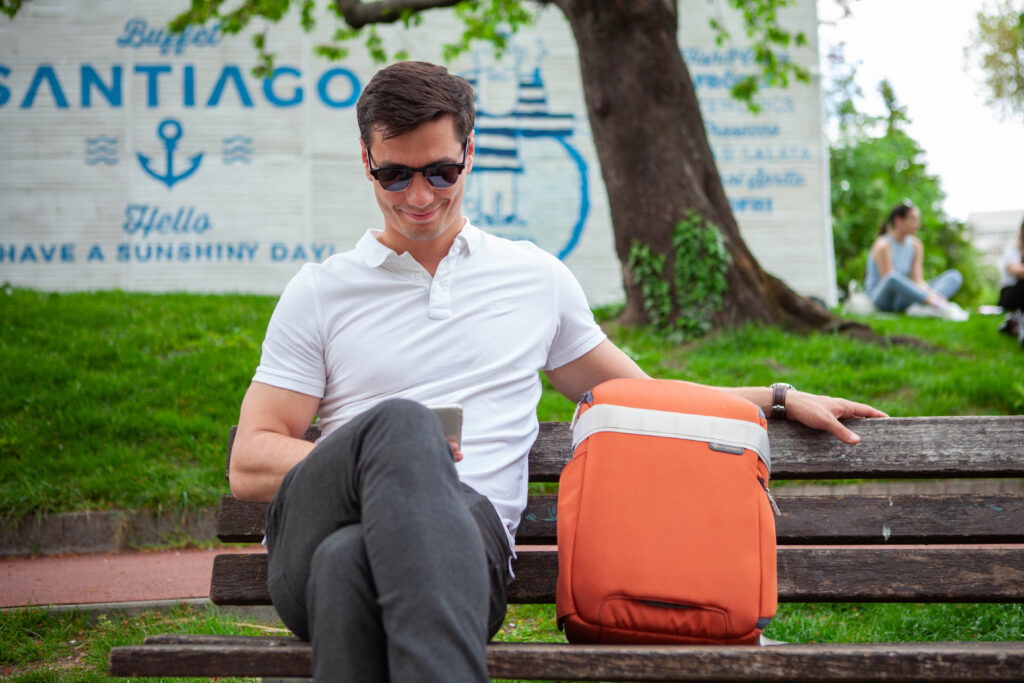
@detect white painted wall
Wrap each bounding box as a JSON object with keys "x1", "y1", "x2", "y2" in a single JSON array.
[{"x1": 0, "y1": 0, "x2": 834, "y2": 306}]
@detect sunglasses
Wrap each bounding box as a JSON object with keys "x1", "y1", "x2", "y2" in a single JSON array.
[{"x1": 367, "y1": 145, "x2": 467, "y2": 192}]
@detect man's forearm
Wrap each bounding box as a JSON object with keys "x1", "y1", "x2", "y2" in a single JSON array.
[
  {"x1": 713, "y1": 386, "x2": 773, "y2": 415},
  {"x1": 230, "y1": 430, "x2": 316, "y2": 502}
]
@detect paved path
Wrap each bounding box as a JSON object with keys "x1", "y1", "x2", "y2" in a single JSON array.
[{"x1": 0, "y1": 546, "x2": 261, "y2": 609}]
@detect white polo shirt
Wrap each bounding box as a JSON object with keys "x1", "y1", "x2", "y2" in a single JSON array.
[{"x1": 254, "y1": 221, "x2": 606, "y2": 548}]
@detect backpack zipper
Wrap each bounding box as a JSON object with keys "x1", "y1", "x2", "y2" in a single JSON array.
[{"x1": 758, "y1": 477, "x2": 781, "y2": 517}]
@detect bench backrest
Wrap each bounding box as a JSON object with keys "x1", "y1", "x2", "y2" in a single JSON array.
[{"x1": 213, "y1": 416, "x2": 1024, "y2": 605}]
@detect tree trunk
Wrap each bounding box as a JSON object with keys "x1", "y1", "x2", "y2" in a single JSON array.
[{"x1": 552, "y1": 0, "x2": 834, "y2": 331}]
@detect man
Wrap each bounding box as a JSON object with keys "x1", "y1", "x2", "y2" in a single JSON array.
[{"x1": 232, "y1": 61, "x2": 885, "y2": 682}]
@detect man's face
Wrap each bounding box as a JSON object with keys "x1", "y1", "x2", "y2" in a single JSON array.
[{"x1": 362, "y1": 115, "x2": 473, "y2": 249}]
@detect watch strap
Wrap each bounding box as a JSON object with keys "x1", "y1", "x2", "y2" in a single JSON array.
[{"x1": 770, "y1": 383, "x2": 791, "y2": 420}]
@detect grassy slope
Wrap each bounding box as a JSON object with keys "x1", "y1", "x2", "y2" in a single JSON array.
[
  {"x1": 3, "y1": 288, "x2": 1022, "y2": 520},
  {"x1": 0, "y1": 289, "x2": 273, "y2": 520}
]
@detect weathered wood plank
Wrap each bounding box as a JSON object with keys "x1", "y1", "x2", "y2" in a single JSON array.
[
  {"x1": 216, "y1": 494, "x2": 567, "y2": 543},
  {"x1": 772, "y1": 493, "x2": 1024, "y2": 545},
  {"x1": 218, "y1": 493, "x2": 1024, "y2": 545},
  {"x1": 529, "y1": 416, "x2": 1024, "y2": 480},
  {"x1": 216, "y1": 495, "x2": 267, "y2": 543},
  {"x1": 488, "y1": 642, "x2": 1024, "y2": 682},
  {"x1": 224, "y1": 417, "x2": 1024, "y2": 485},
  {"x1": 108, "y1": 638, "x2": 1024, "y2": 680},
  {"x1": 210, "y1": 553, "x2": 271, "y2": 606},
  {"x1": 211, "y1": 548, "x2": 1024, "y2": 605},
  {"x1": 109, "y1": 642, "x2": 310, "y2": 678}
]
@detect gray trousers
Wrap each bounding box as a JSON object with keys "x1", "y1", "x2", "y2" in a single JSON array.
[{"x1": 265, "y1": 399, "x2": 512, "y2": 682}]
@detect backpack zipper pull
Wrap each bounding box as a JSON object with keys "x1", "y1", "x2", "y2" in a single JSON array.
[
  {"x1": 570, "y1": 390, "x2": 593, "y2": 430},
  {"x1": 759, "y1": 477, "x2": 781, "y2": 517}
]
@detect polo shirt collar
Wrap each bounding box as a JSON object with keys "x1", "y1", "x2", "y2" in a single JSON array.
[
  {"x1": 354, "y1": 230, "x2": 394, "y2": 269},
  {"x1": 355, "y1": 218, "x2": 481, "y2": 269}
]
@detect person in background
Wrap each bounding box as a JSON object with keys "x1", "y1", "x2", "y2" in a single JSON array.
[
  {"x1": 997, "y1": 217, "x2": 1024, "y2": 345},
  {"x1": 865, "y1": 202, "x2": 967, "y2": 321}
]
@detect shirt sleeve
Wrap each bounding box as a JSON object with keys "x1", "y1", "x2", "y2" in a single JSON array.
[
  {"x1": 252, "y1": 264, "x2": 327, "y2": 398},
  {"x1": 543, "y1": 257, "x2": 607, "y2": 371}
]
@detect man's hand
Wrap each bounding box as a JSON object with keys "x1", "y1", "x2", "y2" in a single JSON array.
[{"x1": 785, "y1": 391, "x2": 888, "y2": 445}]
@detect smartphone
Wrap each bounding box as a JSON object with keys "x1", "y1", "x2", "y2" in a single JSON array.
[{"x1": 428, "y1": 404, "x2": 463, "y2": 448}]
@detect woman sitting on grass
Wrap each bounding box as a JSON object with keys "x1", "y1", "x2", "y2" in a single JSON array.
[
  {"x1": 865, "y1": 202, "x2": 967, "y2": 321},
  {"x1": 997, "y1": 217, "x2": 1024, "y2": 344}
]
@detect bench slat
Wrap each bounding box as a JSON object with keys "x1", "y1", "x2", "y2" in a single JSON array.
[
  {"x1": 109, "y1": 642, "x2": 309, "y2": 678},
  {"x1": 218, "y1": 493, "x2": 1024, "y2": 545},
  {"x1": 108, "y1": 637, "x2": 1024, "y2": 680},
  {"x1": 226, "y1": 416, "x2": 1024, "y2": 486},
  {"x1": 529, "y1": 416, "x2": 1024, "y2": 480},
  {"x1": 210, "y1": 548, "x2": 1024, "y2": 605},
  {"x1": 767, "y1": 493, "x2": 1024, "y2": 545}
]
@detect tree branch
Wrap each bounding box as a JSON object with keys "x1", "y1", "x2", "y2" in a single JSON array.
[{"x1": 335, "y1": 0, "x2": 463, "y2": 28}]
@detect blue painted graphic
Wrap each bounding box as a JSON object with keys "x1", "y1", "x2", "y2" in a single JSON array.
[
  {"x1": 85, "y1": 135, "x2": 118, "y2": 165},
  {"x1": 116, "y1": 17, "x2": 223, "y2": 55},
  {"x1": 222, "y1": 134, "x2": 253, "y2": 164},
  {"x1": 137, "y1": 118, "x2": 203, "y2": 188},
  {"x1": 461, "y1": 44, "x2": 589, "y2": 260}
]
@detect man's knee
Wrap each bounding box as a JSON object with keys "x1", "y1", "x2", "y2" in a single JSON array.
[
  {"x1": 309, "y1": 525, "x2": 371, "y2": 591},
  {"x1": 311, "y1": 524, "x2": 368, "y2": 577},
  {"x1": 356, "y1": 398, "x2": 450, "y2": 465},
  {"x1": 316, "y1": 399, "x2": 444, "y2": 459},
  {"x1": 365, "y1": 398, "x2": 438, "y2": 430}
]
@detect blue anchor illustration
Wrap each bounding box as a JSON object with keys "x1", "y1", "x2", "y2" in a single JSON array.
[{"x1": 137, "y1": 119, "x2": 203, "y2": 188}]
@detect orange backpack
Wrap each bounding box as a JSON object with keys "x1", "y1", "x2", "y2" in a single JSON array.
[{"x1": 555, "y1": 378, "x2": 778, "y2": 645}]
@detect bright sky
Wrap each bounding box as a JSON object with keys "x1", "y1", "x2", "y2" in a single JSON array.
[{"x1": 817, "y1": 0, "x2": 1024, "y2": 220}]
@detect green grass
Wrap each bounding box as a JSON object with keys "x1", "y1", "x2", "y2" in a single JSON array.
[
  {"x1": 2, "y1": 287, "x2": 1021, "y2": 521},
  {"x1": 0, "y1": 604, "x2": 276, "y2": 682},
  {"x1": 0, "y1": 288, "x2": 276, "y2": 522},
  {"x1": 496, "y1": 603, "x2": 1024, "y2": 647},
  {"x1": 595, "y1": 314, "x2": 1024, "y2": 417}
]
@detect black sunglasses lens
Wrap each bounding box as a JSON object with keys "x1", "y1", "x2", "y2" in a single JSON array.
[
  {"x1": 376, "y1": 168, "x2": 413, "y2": 191},
  {"x1": 425, "y1": 164, "x2": 462, "y2": 189}
]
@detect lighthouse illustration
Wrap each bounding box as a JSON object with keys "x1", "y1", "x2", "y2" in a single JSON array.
[{"x1": 462, "y1": 42, "x2": 589, "y2": 260}]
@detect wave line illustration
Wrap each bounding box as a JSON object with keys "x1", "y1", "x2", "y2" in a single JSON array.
[
  {"x1": 222, "y1": 134, "x2": 254, "y2": 164},
  {"x1": 85, "y1": 133, "x2": 119, "y2": 166}
]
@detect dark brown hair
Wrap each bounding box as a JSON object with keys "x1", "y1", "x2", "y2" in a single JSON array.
[
  {"x1": 356, "y1": 61, "x2": 475, "y2": 150},
  {"x1": 879, "y1": 201, "x2": 916, "y2": 235}
]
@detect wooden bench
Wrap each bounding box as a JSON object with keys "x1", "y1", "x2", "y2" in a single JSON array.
[{"x1": 110, "y1": 415, "x2": 1024, "y2": 680}]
